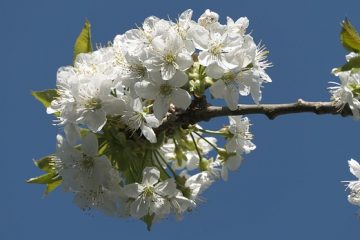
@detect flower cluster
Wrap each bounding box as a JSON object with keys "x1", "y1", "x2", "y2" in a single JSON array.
[
  {"x1": 329, "y1": 53, "x2": 360, "y2": 119},
  {"x1": 344, "y1": 159, "x2": 360, "y2": 208},
  {"x1": 29, "y1": 9, "x2": 271, "y2": 229}
]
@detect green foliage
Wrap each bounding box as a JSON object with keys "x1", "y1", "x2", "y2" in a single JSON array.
[
  {"x1": 73, "y1": 20, "x2": 93, "y2": 63},
  {"x1": 31, "y1": 89, "x2": 59, "y2": 108},
  {"x1": 340, "y1": 18, "x2": 360, "y2": 53},
  {"x1": 27, "y1": 155, "x2": 62, "y2": 195},
  {"x1": 337, "y1": 56, "x2": 360, "y2": 72}
]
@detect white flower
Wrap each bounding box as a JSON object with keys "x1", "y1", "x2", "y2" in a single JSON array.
[
  {"x1": 344, "y1": 159, "x2": 360, "y2": 206},
  {"x1": 226, "y1": 16, "x2": 249, "y2": 36},
  {"x1": 208, "y1": 38, "x2": 271, "y2": 109},
  {"x1": 122, "y1": 167, "x2": 177, "y2": 219},
  {"x1": 134, "y1": 71, "x2": 191, "y2": 120},
  {"x1": 118, "y1": 17, "x2": 171, "y2": 57},
  {"x1": 55, "y1": 133, "x2": 122, "y2": 215},
  {"x1": 188, "y1": 22, "x2": 242, "y2": 71},
  {"x1": 218, "y1": 150, "x2": 243, "y2": 181},
  {"x1": 329, "y1": 71, "x2": 360, "y2": 119},
  {"x1": 121, "y1": 97, "x2": 160, "y2": 143},
  {"x1": 226, "y1": 116, "x2": 256, "y2": 153},
  {"x1": 198, "y1": 9, "x2": 219, "y2": 29},
  {"x1": 169, "y1": 189, "x2": 195, "y2": 219},
  {"x1": 173, "y1": 9, "x2": 196, "y2": 53},
  {"x1": 144, "y1": 28, "x2": 193, "y2": 80}
]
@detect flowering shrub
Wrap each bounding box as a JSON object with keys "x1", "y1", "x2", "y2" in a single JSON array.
[{"x1": 28, "y1": 9, "x2": 271, "y2": 229}]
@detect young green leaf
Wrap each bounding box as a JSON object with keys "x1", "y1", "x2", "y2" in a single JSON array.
[
  {"x1": 340, "y1": 18, "x2": 360, "y2": 53},
  {"x1": 27, "y1": 172, "x2": 60, "y2": 184},
  {"x1": 73, "y1": 19, "x2": 93, "y2": 63},
  {"x1": 338, "y1": 56, "x2": 360, "y2": 71},
  {"x1": 33, "y1": 155, "x2": 56, "y2": 172},
  {"x1": 44, "y1": 178, "x2": 62, "y2": 195},
  {"x1": 31, "y1": 89, "x2": 59, "y2": 108}
]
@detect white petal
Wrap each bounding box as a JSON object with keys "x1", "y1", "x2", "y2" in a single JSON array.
[
  {"x1": 134, "y1": 81, "x2": 159, "y2": 99},
  {"x1": 155, "y1": 178, "x2": 177, "y2": 196},
  {"x1": 224, "y1": 86, "x2": 240, "y2": 110},
  {"x1": 144, "y1": 114, "x2": 160, "y2": 128},
  {"x1": 64, "y1": 123, "x2": 80, "y2": 146},
  {"x1": 140, "y1": 124, "x2": 157, "y2": 143},
  {"x1": 187, "y1": 25, "x2": 209, "y2": 50},
  {"x1": 130, "y1": 196, "x2": 149, "y2": 219},
  {"x1": 171, "y1": 88, "x2": 192, "y2": 110},
  {"x1": 209, "y1": 80, "x2": 226, "y2": 98},
  {"x1": 349, "y1": 159, "x2": 360, "y2": 179},
  {"x1": 176, "y1": 53, "x2": 193, "y2": 71},
  {"x1": 221, "y1": 166, "x2": 229, "y2": 181},
  {"x1": 179, "y1": 9, "x2": 193, "y2": 25},
  {"x1": 142, "y1": 167, "x2": 160, "y2": 186},
  {"x1": 81, "y1": 132, "x2": 98, "y2": 157},
  {"x1": 161, "y1": 64, "x2": 177, "y2": 80},
  {"x1": 206, "y1": 63, "x2": 225, "y2": 79},
  {"x1": 198, "y1": 51, "x2": 212, "y2": 66},
  {"x1": 123, "y1": 183, "x2": 144, "y2": 198},
  {"x1": 168, "y1": 71, "x2": 188, "y2": 87},
  {"x1": 153, "y1": 97, "x2": 170, "y2": 120},
  {"x1": 83, "y1": 110, "x2": 107, "y2": 132},
  {"x1": 226, "y1": 154, "x2": 243, "y2": 171},
  {"x1": 225, "y1": 137, "x2": 237, "y2": 152}
]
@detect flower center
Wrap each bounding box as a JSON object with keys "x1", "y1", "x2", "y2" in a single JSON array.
[
  {"x1": 82, "y1": 154, "x2": 95, "y2": 170},
  {"x1": 143, "y1": 186, "x2": 155, "y2": 198},
  {"x1": 160, "y1": 84, "x2": 173, "y2": 96},
  {"x1": 164, "y1": 53, "x2": 176, "y2": 64},
  {"x1": 209, "y1": 43, "x2": 223, "y2": 56},
  {"x1": 222, "y1": 72, "x2": 236, "y2": 84},
  {"x1": 85, "y1": 98, "x2": 102, "y2": 110},
  {"x1": 131, "y1": 64, "x2": 147, "y2": 78}
]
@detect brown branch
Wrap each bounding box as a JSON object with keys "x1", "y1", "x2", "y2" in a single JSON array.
[{"x1": 155, "y1": 99, "x2": 352, "y2": 133}]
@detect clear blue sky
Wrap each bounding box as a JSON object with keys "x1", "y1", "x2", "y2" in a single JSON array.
[{"x1": 2, "y1": 0, "x2": 360, "y2": 239}]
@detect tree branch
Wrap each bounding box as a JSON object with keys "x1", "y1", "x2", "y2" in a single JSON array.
[{"x1": 155, "y1": 99, "x2": 352, "y2": 133}]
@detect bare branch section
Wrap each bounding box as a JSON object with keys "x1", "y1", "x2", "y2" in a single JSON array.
[{"x1": 156, "y1": 99, "x2": 352, "y2": 132}]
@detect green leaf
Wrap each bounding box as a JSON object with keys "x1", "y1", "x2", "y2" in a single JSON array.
[
  {"x1": 142, "y1": 214, "x2": 155, "y2": 231},
  {"x1": 340, "y1": 18, "x2": 360, "y2": 53},
  {"x1": 33, "y1": 155, "x2": 55, "y2": 172},
  {"x1": 44, "y1": 178, "x2": 62, "y2": 195},
  {"x1": 32, "y1": 89, "x2": 59, "y2": 108},
  {"x1": 73, "y1": 19, "x2": 93, "y2": 63},
  {"x1": 338, "y1": 56, "x2": 360, "y2": 71},
  {"x1": 27, "y1": 172, "x2": 60, "y2": 184}
]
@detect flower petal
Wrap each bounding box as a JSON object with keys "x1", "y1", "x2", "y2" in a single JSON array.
[
  {"x1": 134, "y1": 81, "x2": 159, "y2": 99},
  {"x1": 140, "y1": 123, "x2": 157, "y2": 143},
  {"x1": 155, "y1": 178, "x2": 177, "y2": 196},
  {"x1": 142, "y1": 167, "x2": 160, "y2": 186},
  {"x1": 81, "y1": 132, "x2": 99, "y2": 157},
  {"x1": 123, "y1": 183, "x2": 144, "y2": 198},
  {"x1": 130, "y1": 196, "x2": 149, "y2": 219},
  {"x1": 153, "y1": 97, "x2": 170, "y2": 120},
  {"x1": 83, "y1": 110, "x2": 107, "y2": 132},
  {"x1": 176, "y1": 53, "x2": 193, "y2": 71},
  {"x1": 171, "y1": 88, "x2": 191, "y2": 110},
  {"x1": 168, "y1": 71, "x2": 188, "y2": 87}
]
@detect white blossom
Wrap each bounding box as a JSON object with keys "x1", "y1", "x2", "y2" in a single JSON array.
[
  {"x1": 55, "y1": 133, "x2": 122, "y2": 215},
  {"x1": 344, "y1": 159, "x2": 360, "y2": 206},
  {"x1": 122, "y1": 167, "x2": 177, "y2": 219},
  {"x1": 121, "y1": 97, "x2": 159, "y2": 143},
  {"x1": 134, "y1": 71, "x2": 191, "y2": 120},
  {"x1": 329, "y1": 71, "x2": 360, "y2": 119},
  {"x1": 226, "y1": 116, "x2": 256, "y2": 153},
  {"x1": 144, "y1": 28, "x2": 194, "y2": 80}
]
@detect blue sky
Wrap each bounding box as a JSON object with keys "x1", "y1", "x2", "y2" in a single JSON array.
[{"x1": 2, "y1": 0, "x2": 360, "y2": 239}]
